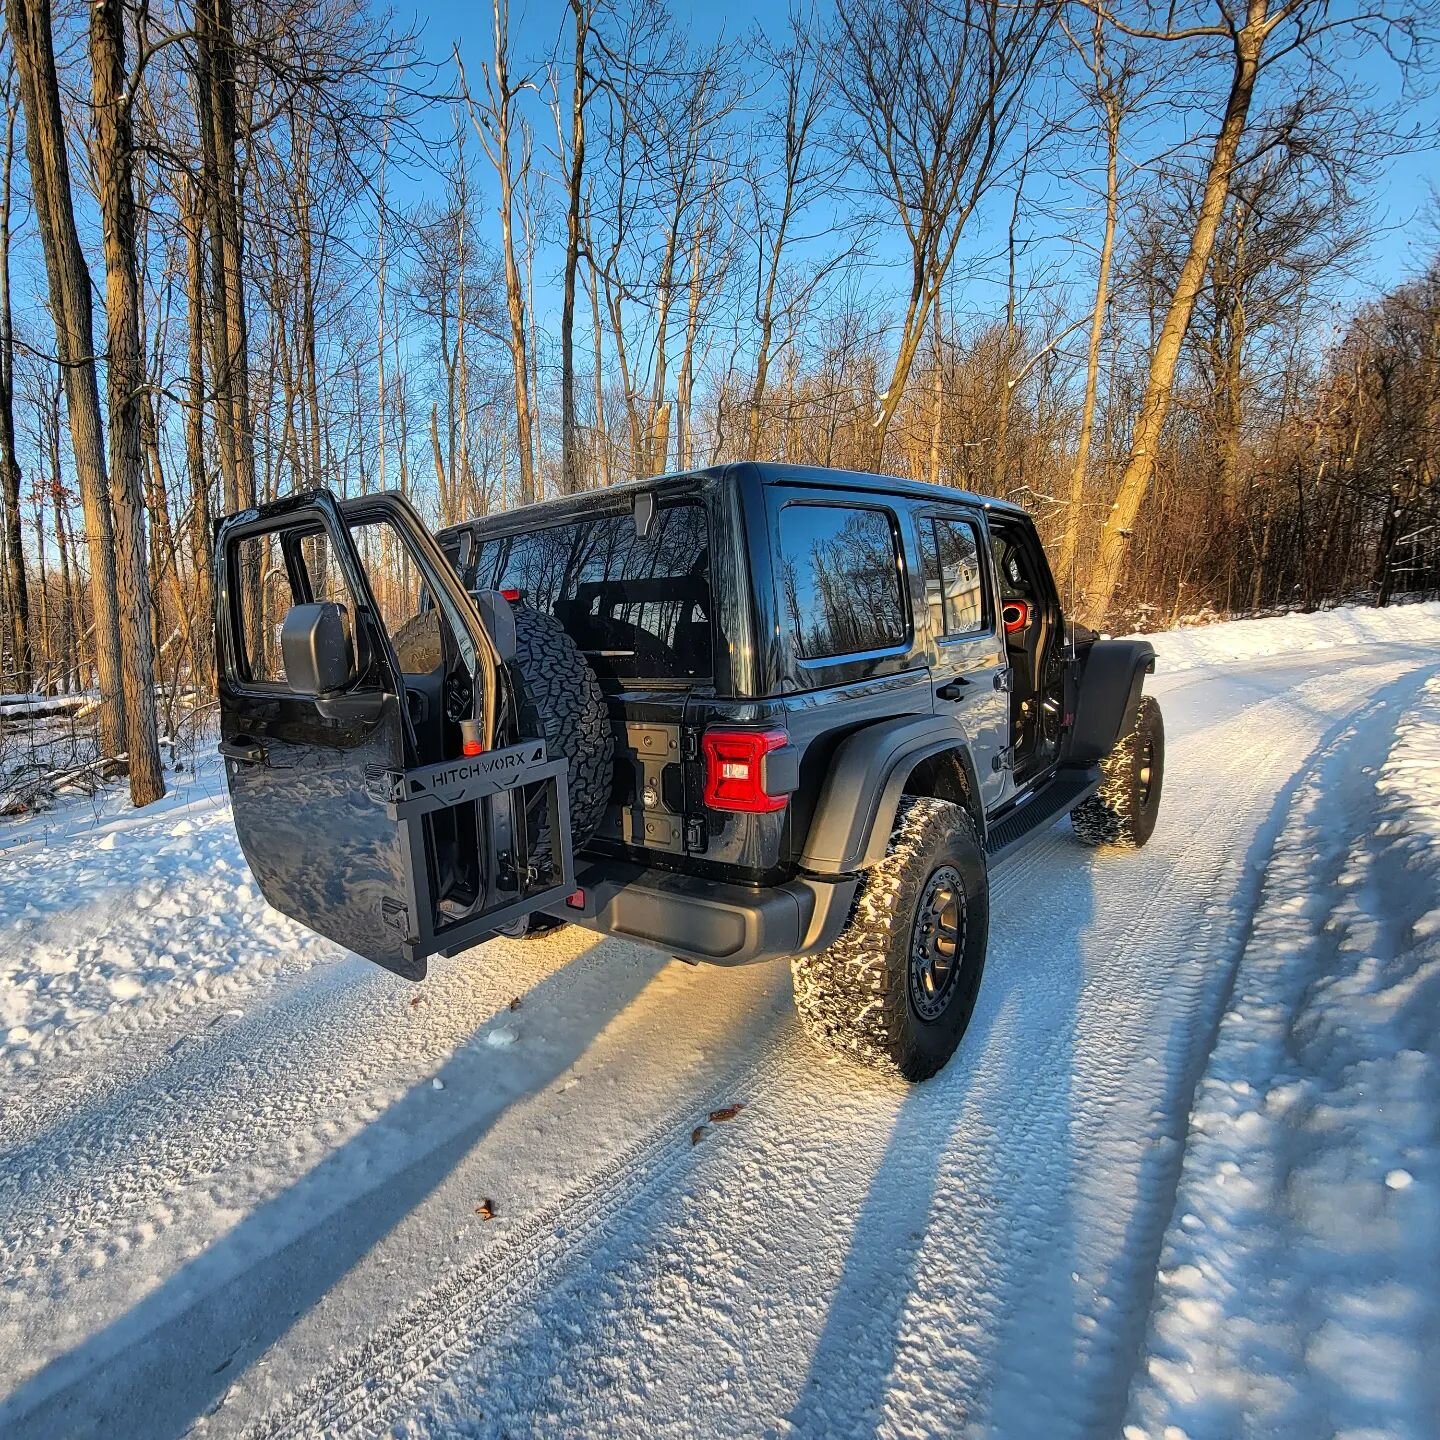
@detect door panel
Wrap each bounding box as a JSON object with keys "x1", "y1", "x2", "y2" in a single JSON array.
[
  {"x1": 217, "y1": 491, "x2": 425, "y2": 977},
  {"x1": 223, "y1": 686, "x2": 421, "y2": 976},
  {"x1": 217, "y1": 489, "x2": 576, "y2": 978},
  {"x1": 912, "y1": 506, "x2": 1010, "y2": 812}
]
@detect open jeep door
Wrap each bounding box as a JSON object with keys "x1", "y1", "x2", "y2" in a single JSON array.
[{"x1": 215, "y1": 489, "x2": 574, "y2": 980}]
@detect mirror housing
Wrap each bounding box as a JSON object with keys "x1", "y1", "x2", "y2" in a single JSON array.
[{"x1": 282, "y1": 601, "x2": 356, "y2": 696}]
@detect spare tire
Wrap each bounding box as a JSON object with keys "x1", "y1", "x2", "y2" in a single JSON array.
[
  {"x1": 387, "y1": 603, "x2": 612, "y2": 849},
  {"x1": 509, "y1": 604, "x2": 612, "y2": 850}
]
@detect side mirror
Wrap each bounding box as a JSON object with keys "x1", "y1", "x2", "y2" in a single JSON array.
[{"x1": 282, "y1": 601, "x2": 356, "y2": 696}]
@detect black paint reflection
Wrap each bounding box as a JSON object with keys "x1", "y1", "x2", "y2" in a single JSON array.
[
  {"x1": 778, "y1": 503, "x2": 906, "y2": 660},
  {"x1": 222, "y1": 684, "x2": 422, "y2": 980}
]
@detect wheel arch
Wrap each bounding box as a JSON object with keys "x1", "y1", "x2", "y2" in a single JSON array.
[
  {"x1": 798, "y1": 714, "x2": 986, "y2": 875},
  {"x1": 1068, "y1": 638, "x2": 1156, "y2": 765}
]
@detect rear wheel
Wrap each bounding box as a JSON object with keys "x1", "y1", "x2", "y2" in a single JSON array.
[
  {"x1": 791, "y1": 796, "x2": 989, "y2": 1082},
  {"x1": 1070, "y1": 694, "x2": 1164, "y2": 847}
]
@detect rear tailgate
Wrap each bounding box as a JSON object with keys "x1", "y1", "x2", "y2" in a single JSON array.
[
  {"x1": 457, "y1": 494, "x2": 713, "y2": 865},
  {"x1": 593, "y1": 690, "x2": 693, "y2": 857}
]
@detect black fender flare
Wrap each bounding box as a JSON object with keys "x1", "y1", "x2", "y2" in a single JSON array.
[
  {"x1": 798, "y1": 713, "x2": 986, "y2": 875},
  {"x1": 1068, "y1": 639, "x2": 1155, "y2": 765}
]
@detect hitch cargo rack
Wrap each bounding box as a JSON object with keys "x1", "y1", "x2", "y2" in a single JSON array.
[{"x1": 367, "y1": 737, "x2": 575, "y2": 966}]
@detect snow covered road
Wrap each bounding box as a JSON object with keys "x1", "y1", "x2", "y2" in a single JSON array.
[{"x1": 1, "y1": 610, "x2": 1438, "y2": 1440}]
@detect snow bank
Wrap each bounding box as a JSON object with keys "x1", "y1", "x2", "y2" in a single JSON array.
[
  {"x1": 0, "y1": 760, "x2": 333, "y2": 1066},
  {"x1": 1126, "y1": 673, "x2": 1440, "y2": 1439},
  {"x1": 1138, "y1": 600, "x2": 1440, "y2": 673}
]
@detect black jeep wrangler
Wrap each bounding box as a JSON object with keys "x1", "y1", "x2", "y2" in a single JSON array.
[{"x1": 215, "y1": 463, "x2": 1163, "y2": 1080}]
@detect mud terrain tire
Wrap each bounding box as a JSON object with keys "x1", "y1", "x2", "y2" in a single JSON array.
[
  {"x1": 1070, "y1": 693, "x2": 1164, "y2": 847},
  {"x1": 389, "y1": 603, "x2": 612, "y2": 850},
  {"x1": 791, "y1": 796, "x2": 989, "y2": 1082},
  {"x1": 509, "y1": 605, "x2": 612, "y2": 850}
]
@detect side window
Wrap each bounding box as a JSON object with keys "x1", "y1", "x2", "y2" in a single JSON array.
[
  {"x1": 233, "y1": 531, "x2": 311, "y2": 683},
  {"x1": 778, "y1": 503, "x2": 907, "y2": 660},
  {"x1": 302, "y1": 521, "x2": 431, "y2": 650},
  {"x1": 932, "y1": 517, "x2": 987, "y2": 637},
  {"x1": 229, "y1": 517, "x2": 451, "y2": 688}
]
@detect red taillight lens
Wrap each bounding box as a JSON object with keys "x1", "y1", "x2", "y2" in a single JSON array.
[
  {"x1": 500, "y1": 586, "x2": 523, "y2": 602},
  {"x1": 702, "y1": 729, "x2": 789, "y2": 813}
]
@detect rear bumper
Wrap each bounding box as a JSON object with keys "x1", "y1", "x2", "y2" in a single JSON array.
[{"x1": 547, "y1": 859, "x2": 858, "y2": 966}]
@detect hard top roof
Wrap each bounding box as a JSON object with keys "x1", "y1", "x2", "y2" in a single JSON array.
[{"x1": 439, "y1": 461, "x2": 1030, "y2": 539}]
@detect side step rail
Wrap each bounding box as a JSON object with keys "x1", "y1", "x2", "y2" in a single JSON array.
[{"x1": 985, "y1": 767, "x2": 1100, "y2": 865}]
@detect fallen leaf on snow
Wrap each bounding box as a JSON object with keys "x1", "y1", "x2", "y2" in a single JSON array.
[
  {"x1": 508, "y1": 996, "x2": 522, "y2": 1011},
  {"x1": 475, "y1": 1198, "x2": 495, "y2": 1220},
  {"x1": 709, "y1": 1103, "x2": 746, "y2": 1123},
  {"x1": 409, "y1": 995, "x2": 424, "y2": 1009},
  {"x1": 691, "y1": 1125, "x2": 707, "y2": 1146}
]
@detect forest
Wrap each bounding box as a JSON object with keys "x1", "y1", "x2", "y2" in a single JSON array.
[{"x1": 0, "y1": 0, "x2": 1437, "y2": 808}]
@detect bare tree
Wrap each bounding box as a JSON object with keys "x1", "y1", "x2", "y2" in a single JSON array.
[
  {"x1": 834, "y1": 0, "x2": 1057, "y2": 464},
  {"x1": 1079, "y1": 0, "x2": 1428, "y2": 623},
  {"x1": 1053, "y1": 7, "x2": 1144, "y2": 583},
  {"x1": 553, "y1": 0, "x2": 597, "y2": 494},
  {"x1": 7, "y1": 0, "x2": 126, "y2": 753},
  {"x1": 91, "y1": 0, "x2": 165, "y2": 803},
  {"x1": 0, "y1": 46, "x2": 29, "y2": 691},
  {"x1": 744, "y1": 10, "x2": 846, "y2": 460},
  {"x1": 460, "y1": 2, "x2": 538, "y2": 506}
]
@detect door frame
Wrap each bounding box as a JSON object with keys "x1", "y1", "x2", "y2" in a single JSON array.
[{"x1": 215, "y1": 488, "x2": 576, "y2": 974}]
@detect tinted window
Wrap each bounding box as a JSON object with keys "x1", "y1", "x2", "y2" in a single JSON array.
[
  {"x1": 778, "y1": 503, "x2": 906, "y2": 660},
  {"x1": 233, "y1": 531, "x2": 299, "y2": 683},
  {"x1": 472, "y1": 503, "x2": 711, "y2": 681},
  {"x1": 928, "y1": 517, "x2": 986, "y2": 636}
]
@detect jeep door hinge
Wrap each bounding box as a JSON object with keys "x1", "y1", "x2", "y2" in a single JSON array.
[
  {"x1": 991, "y1": 746, "x2": 1014, "y2": 774},
  {"x1": 994, "y1": 668, "x2": 1013, "y2": 693}
]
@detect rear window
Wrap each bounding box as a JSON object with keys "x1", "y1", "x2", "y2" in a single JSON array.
[
  {"x1": 469, "y1": 503, "x2": 711, "y2": 682},
  {"x1": 778, "y1": 502, "x2": 907, "y2": 660}
]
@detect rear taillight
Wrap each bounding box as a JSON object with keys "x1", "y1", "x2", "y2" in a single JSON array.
[
  {"x1": 702, "y1": 729, "x2": 789, "y2": 813},
  {"x1": 500, "y1": 586, "x2": 523, "y2": 602}
]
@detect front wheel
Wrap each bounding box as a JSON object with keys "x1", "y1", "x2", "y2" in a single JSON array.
[
  {"x1": 791, "y1": 796, "x2": 989, "y2": 1082},
  {"x1": 1070, "y1": 694, "x2": 1164, "y2": 847}
]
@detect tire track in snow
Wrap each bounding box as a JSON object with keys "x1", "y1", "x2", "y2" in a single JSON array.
[
  {"x1": 0, "y1": 774, "x2": 1065, "y2": 1313},
  {"x1": 243, "y1": 835, "x2": 1073, "y2": 1439},
  {"x1": 0, "y1": 928, "x2": 602, "y2": 1329},
  {"x1": 247, "y1": 656, "x2": 1433, "y2": 1440}
]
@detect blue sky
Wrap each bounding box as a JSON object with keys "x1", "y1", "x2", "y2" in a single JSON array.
[{"x1": 390, "y1": 0, "x2": 1440, "y2": 346}]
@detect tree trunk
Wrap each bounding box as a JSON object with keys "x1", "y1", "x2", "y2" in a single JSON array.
[
  {"x1": 0, "y1": 63, "x2": 30, "y2": 692},
  {"x1": 8, "y1": 0, "x2": 126, "y2": 753},
  {"x1": 51, "y1": 478, "x2": 79, "y2": 688},
  {"x1": 584, "y1": 206, "x2": 610, "y2": 486},
  {"x1": 1081, "y1": 0, "x2": 1268, "y2": 625},
  {"x1": 1056, "y1": 92, "x2": 1120, "y2": 587},
  {"x1": 559, "y1": 0, "x2": 588, "y2": 494},
  {"x1": 92, "y1": 0, "x2": 165, "y2": 804},
  {"x1": 183, "y1": 177, "x2": 215, "y2": 688},
  {"x1": 195, "y1": 0, "x2": 257, "y2": 659},
  {"x1": 464, "y1": 3, "x2": 536, "y2": 505}
]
